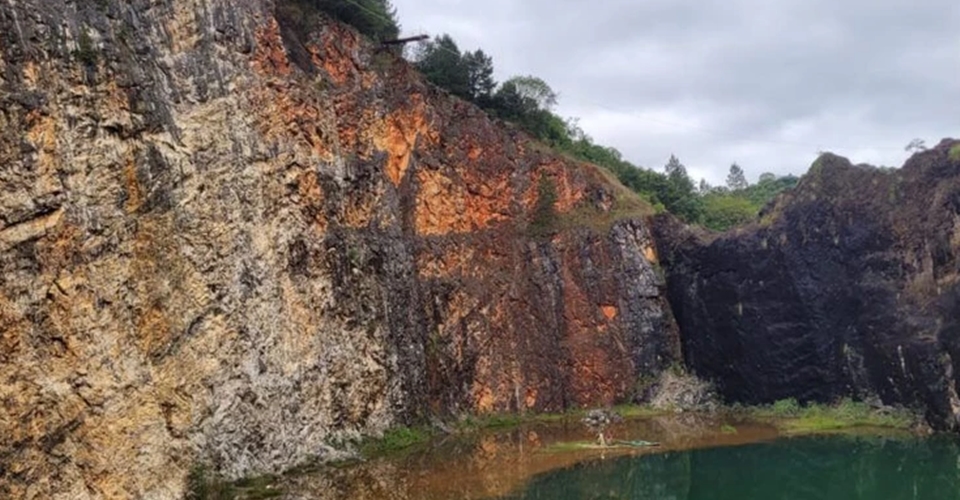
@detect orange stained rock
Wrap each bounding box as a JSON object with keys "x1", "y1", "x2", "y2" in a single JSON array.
[
  {"x1": 524, "y1": 165, "x2": 585, "y2": 215},
  {"x1": 122, "y1": 157, "x2": 142, "y2": 213},
  {"x1": 297, "y1": 170, "x2": 327, "y2": 231},
  {"x1": 414, "y1": 168, "x2": 510, "y2": 235},
  {"x1": 524, "y1": 387, "x2": 538, "y2": 409},
  {"x1": 601, "y1": 305, "x2": 618, "y2": 320},
  {"x1": 340, "y1": 183, "x2": 383, "y2": 228},
  {"x1": 372, "y1": 96, "x2": 432, "y2": 186},
  {"x1": 643, "y1": 245, "x2": 659, "y2": 263},
  {"x1": 314, "y1": 27, "x2": 361, "y2": 86},
  {"x1": 252, "y1": 19, "x2": 292, "y2": 77},
  {"x1": 25, "y1": 109, "x2": 60, "y2": 188},
  {"x1": 467, "y1": 145, "x2": 485, "y2": 160},
  {"x1": 249, "y1": 73, "x2": 331, "y2": 158},
  {"x1": 474, "y1": 386, "x2": 495, "y2": 413},
  {"x1": 559, "y1": 261, "x2": 629, "y2": 406}
]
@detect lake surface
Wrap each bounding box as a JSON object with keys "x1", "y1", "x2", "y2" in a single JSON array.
[
  {"x1": 498, "y1": 434, "x2": 960, "y2": 500},
  {"x1": 280, "y1": 415, "x2": 959, "y2": 500}
]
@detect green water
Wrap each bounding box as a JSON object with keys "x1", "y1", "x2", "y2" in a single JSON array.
[{"x1": 498, "y1": 435, "x2": 960, "y2": 500}]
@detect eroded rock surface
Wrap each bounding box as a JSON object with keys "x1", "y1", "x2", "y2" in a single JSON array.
[
  {"x1": 0, "y1": 1, "x2": 677, "y2": 497},
  {"x1": 655, "y1": 141, "x2": 960, "y2": 430}
]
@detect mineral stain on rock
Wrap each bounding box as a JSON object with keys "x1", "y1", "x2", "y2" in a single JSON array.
[
  {"x1": 3, "y1": 1, "x2": 957, "y2": 499},
  {"x1": 0, "y1": 1, "x2": 677, "y2": 498}
]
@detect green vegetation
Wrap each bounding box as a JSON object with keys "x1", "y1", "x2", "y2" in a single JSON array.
[
  {"x1": 738, "y1": 398, "x2": 915, "y2": 434},
  {"x1": 697, "y1": 169, "x2": 799, "y2": 231},
  {"x1": 273, "y1": 0, "x2": 802, "y2": 230},
  {"x1": 530, "y1": 176, "x2": 559, "y2": 236},
  {"x1": 277, "y1": 0, "x2": 400, "y2": 42},
  {"x1": 412, "y1": 35, "x2": 495, "y2": 104},
  {"x1": 410, "y1": 31, "x2": 798, "y2": 231},
  {"x1": 185, "y1": 465, "x2": 282, "y2": 500},
  {"x1": 950, "y1": 144, "x2": 960, "y2": 162},
  {"x1": 359, "y1": 425, "x2": 432, "y2": 456},
  {"x1": 720, "y1": 424, "x2": 738, "y2": 434},
  {"x1": 73, "y1": 28, "x2": 98, "y2": 66}
]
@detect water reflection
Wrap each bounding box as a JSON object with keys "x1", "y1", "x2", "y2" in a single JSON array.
[
  {"x1": 499, "y1": 435, "x2": 960, "y2": 500},
  {"x1": 283, "y1": 414, "x2": 782, "y2": 499}
]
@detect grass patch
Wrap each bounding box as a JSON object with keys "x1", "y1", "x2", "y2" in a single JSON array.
[
  {"x1": 555, "y1": 163, "x2": 656, "y2": 233},
  {"x1": 720, "y1": 424, "x2": 737, "y2": 434},
  {"x1": 738, "y1": 398, "x2": 915, "y2": 434},
  {"x1": 359, "y1": 426, "x2": 433, "y2": 457},
  {"x1": 611, "y1": 404, "x2": 667, "y2": 419},
  {"x1": 185, "y1": 465, "x2": 282, "y2": 500},
  {"x1": 455, "y1": 410, "x2": 577, "y2": 432}
]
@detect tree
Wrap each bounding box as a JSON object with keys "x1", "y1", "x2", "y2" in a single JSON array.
[
  {"x1": 663, "y1": 155, "x2": 685, "y2": 177},
  {"x1": 726, "y1": 163, "x2": 748, "y2": 191},
  {"x1": 699, "y1": 179, "x2": 712, "y2": 194},
  {"x1": 413, "y1": 34, "x2": 471, "y2": 99},
  {"x1": 660, "y1": 155, "x2": 703, "y2": 223},
  {"x1": 314, "y1": 0, "x2": 399, "y2": 41},
  {"x1": 904, "y1": 138, "x2": 927, "y2": 153},
  {"x1": 463, "y1": 49, "x2": 496, "y2": 103},
  {"x1": 500, "y1": 75, "x2": 558, "y2": 110},
  {"x1": 278, "y1": 0, "x2": 400, "y2": 44}
]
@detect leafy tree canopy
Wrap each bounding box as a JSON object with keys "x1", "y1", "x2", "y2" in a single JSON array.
[
  {"x1": 726, "y1": 163, "x2": 748, "y2": 191},
  {"x1": 278, "y1": 0, "x2": 400, "y2": 44},
  {"x1": 403, "y1": 30, "x2": 798, "y2": 231}
]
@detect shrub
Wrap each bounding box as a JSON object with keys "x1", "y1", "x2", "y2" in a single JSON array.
[
  {"x1": 529, "y1": 176, "x2": 558, "y2": 236},
  {"x1": 770, "y1": 398, "x2": 801, "y2": 417},
  {"x1": 950, "y1": 144, "x2": 960, "y2": 162}
]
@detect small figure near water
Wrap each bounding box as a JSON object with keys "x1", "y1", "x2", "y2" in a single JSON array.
[{"x1": 581, "y1": 408, "x2": 623, "y2": 447}]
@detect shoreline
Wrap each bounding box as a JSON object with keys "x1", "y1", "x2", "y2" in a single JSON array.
[{"x1": 188, "y1": 400, "x2": 923, "y2": 499}]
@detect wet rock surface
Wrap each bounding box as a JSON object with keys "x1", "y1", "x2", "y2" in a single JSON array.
[
  {"x1": 655, "y1": 140, "x2": 960, "y2": 431},
  {"x1": 0, "y1": 1, "x2": 677, "y2": 498}
]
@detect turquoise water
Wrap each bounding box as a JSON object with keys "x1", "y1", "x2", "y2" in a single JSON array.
[{"x1": 498, "y1": 435, "x2": 960, "y2": 500}]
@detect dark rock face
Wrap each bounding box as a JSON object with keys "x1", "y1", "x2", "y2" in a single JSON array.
[{"x1": 655, "y1": 140, "x2": 960, "y2": 430}]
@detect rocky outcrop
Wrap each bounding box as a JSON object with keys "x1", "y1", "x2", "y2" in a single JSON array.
[
  {"x1": 655, "y1": 140, "x2": 960, "y2": 430},
  {"x1": 0, "y1": 1, "x2": 678, "y2": 497}
]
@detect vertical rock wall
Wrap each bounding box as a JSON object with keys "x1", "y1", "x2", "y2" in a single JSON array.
[
  {"x1": 0, "y1": 1, "x2": 678, "y2": 498},
  {"x1": 655, "y1": 142, "x2": 960, "y2": 431}
]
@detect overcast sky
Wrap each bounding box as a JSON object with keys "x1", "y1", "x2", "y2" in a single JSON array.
[{"x1": 392, "y1": 0, "x2": 960, "y2": 184}]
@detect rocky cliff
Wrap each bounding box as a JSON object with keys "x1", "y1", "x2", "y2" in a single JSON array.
[
  {"x1": 0, "y1": 0, "x2": 679, "y2": 498},
  {"x1": 655, "y1": 140, "x2": 960, "y2": 430}
]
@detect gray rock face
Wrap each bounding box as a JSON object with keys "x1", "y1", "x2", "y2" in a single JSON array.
[
  {"x1": 0, "y1": 1, "x2": 678, "y2": 498},
  {"x1": 655, "y1": 141, "x2": 960, "y2": 431}
]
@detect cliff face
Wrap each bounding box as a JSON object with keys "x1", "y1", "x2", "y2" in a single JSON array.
[
  {"x1": 0, "y1": 1, "x2": 678, "y2": 498},
  {"x1": 655, "y1": 140, "x2": 960, "y2": 430}
]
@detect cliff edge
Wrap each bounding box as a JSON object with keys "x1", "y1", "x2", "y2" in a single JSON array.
[
  {"x1": 0, "y1": 1, "x2": 678, "y2": 498},
  {"x1": 655, "y1": 139, "x2": 960, "y2": 430}
]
